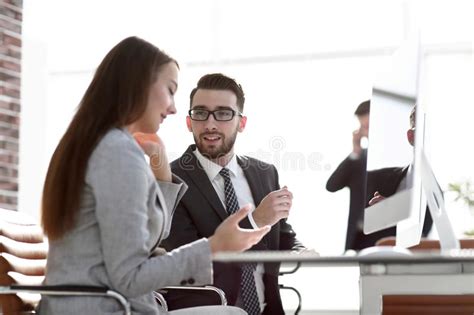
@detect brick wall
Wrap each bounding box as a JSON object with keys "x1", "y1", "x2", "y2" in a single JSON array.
[{"x1": 0, "y1": 0, "x2": 22, "y2": 210}]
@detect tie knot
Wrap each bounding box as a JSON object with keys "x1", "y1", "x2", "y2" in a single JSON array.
[{"x1": 219, "y1": 167, "x2": 231, "y2": 179}]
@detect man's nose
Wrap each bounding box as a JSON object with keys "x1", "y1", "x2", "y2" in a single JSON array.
[{"x1": 203, "y1": 113, "x2": 218, "y2": 129}]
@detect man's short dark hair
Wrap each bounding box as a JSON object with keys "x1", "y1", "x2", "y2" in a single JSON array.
[
  {"x1": 190, "y1": 73, "x2": 245, "y2": 112},
  {"x1": 354, "y1": 100, "x2": 370, "y2": 116}
]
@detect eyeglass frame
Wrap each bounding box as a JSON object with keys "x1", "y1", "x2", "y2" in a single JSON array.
[{"x1": 188, "y1": 107, "x2": 243, "y2": 121}]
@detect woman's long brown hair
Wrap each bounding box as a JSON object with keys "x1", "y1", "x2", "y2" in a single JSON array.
[{"x1": 41, "y1": 36, "x2": 176, "y2": 240}]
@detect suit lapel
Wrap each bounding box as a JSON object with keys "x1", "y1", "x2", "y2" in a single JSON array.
[
  {"x1": 238, "y1": 156, "x2": 266, "y2": 206},
  {"x1": 237, "y1": 156, "x2": 270, "y2": 250},
  {"x1": 178, "y1": 148, "x2": 270, "y2": 252},
  {"x1": 180, "y1": 145, "x2": 229, "y2": 221}
]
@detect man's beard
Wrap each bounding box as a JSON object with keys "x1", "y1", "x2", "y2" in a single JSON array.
[{"x1": 194, "y1": 130, "x2": 238, "y2": 160}]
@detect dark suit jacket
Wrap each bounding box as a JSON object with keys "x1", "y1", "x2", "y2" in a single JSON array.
[
  {"x1": 326, "y1": 150, "x2": 367, "y2": 250},
  {"x1": 162, "y1": 145, "x2": 304, "y2": 315},
  {"x1": 360, "y1": 166, "x2": 433, "y2": 249}
]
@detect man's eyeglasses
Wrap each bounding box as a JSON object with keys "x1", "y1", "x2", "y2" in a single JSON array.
[{"x1": 188, "y1": 108, "x2": 243, "y2": 121}]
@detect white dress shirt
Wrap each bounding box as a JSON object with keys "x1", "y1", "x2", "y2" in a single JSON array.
[{"x1": 194, "y1": 149, "x2": 266, "y2": 313}]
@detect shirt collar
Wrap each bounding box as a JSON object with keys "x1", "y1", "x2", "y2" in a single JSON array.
[{"x1": 193, "y1": 148, "x2": 239, "y2": 181}]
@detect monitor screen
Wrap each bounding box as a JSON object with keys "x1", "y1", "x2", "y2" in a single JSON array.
[{"x1": 363, "y1": 34, "x2": 427, "y2": 248}]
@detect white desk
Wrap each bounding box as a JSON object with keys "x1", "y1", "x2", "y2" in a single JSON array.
[{"x1": 213, "y1": 250, "x2": 474, "y2": 314}]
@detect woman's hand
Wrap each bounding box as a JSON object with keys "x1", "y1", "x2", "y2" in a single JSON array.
[
  {"x1": 133, "y1": 132, "x2": 172, "y2": 182},
  {"x1": 150, "y1": 247, "x2": 167, "y2": 257},
  {"x1": 208, "y1": 205, "x2": 271, "y2": 254}
]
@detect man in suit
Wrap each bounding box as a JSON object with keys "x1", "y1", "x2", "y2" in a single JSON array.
[
  {"x1": 162, "y1": 73, "x2": 304, "y2": 315},
  {"x1": 363, "y1": 106, "x2": 433, "y2": 248},
  {"x1": 326, "y1": 100, "x2": 370, "y2": 250}
]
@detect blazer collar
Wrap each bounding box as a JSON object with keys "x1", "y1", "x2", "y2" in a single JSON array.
[
  {"x1": 179, "y1": 145, "x2": 268, "y2": 222},
  {"x1": 194, "y1": 148, "x2": 239, "y2": 181},
  {"x1": 179, "y1": 145, "x2": 228, "y2": 221},
  {"x1": 180, "y1": 146, "x2": 269, "y2": 248}
]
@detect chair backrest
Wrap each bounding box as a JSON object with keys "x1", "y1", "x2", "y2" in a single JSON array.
[
  {"x1": 0, "y1": 208, "x2": 226, "y2": 314},
  {"x1": 377, "y1": 236, "x2": 474, "y2": 314},
  {"x1": 375, "y1": 236, "x2": 474, "y2": 250},
  {"x1": 0, "y1": 208, "x2": 47, "y2": 313},
  {"x1": 382, "y1": 294, "x2": 474, "y2": 315}
]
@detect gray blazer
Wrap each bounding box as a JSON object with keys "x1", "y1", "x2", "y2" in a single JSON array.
[{"x1": 38, "y1": 129, "x2": 213, "y2": 315}]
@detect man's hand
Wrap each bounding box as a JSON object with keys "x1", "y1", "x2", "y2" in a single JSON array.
[
  {"x1": 252, "y1": 186, "x2": 293, "y2": 227},
  {"x1": 208, "y1": 205, "x2": 271, "y2": 254},
  {"x1": 133, "y1": 132, "x2": 172, "y2": 182},
  {"x1": 368, "y1": 191, "x2": 386, "y2": 206}
]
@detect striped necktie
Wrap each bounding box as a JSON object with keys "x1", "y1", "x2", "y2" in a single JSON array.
[{"x1": 219, "y1": 167, "x2": 261, "y2": 315}]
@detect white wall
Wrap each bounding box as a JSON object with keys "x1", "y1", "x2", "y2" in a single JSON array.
[{"x1": 19, "y1": 0, "x2": 473, "y2": 312}]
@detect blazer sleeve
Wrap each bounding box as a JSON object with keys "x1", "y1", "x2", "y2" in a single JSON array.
[
  {"x1": 326, "y1": 154, "x2": 365, "y2": 192},
  {"x1": 87, "y1": 141, "x2": 212, "y2": 298},
  {"x1": 161, "y1": 199, "x2": 201, "y2": 250},
  {"x1": 157, "y1": 174, "x2": 188, "y2": 216},
  {"x1": 270, "y1": 165, "x2": 306, "y2": 251},
  {"x1": 278, "y1": 219, "x2": 305, "y2": 251}
]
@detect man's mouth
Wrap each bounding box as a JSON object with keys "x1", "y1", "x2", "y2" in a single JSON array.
[{"x1": 202, "y1": 134, "x2": 222, "y2": 142}]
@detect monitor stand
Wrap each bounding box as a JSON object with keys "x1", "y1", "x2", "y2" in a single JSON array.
[{"x1": 420, "y1": 150, "x2": 460, "y2": 251}]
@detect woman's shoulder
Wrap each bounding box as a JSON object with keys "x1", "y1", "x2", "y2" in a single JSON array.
[
  {"x1": 89, "y1": 128, "x2": 144, "y2": 168},
  {"x1": 85, "y1": 129, "x2": 151, "y2": 189},
  {"x1": 99, "y1": 128, "x2": 134, "y2": 146},
  {"x1": 97, "y1": 128, "x2": 140, "y2": 151}
]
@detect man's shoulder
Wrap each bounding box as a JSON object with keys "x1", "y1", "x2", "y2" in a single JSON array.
[
  {"x1": 170, "y1": 146, "x2": 196, "y2": 172},
  {"x1": 169, "y1": 150, "x2": 277, "y2": 173},
  {"x1": 368, "y1": 166, "x2": 404, "y2": 177},
  {"x1": 237, "y1": 155, "x2": 276, "y2": 173},
  {"x1": 170, "y1": 154, "x2": 190, "y2": 169},
  {"x1": 367, "y1": 166, "x2": 407, "y2": 191}
]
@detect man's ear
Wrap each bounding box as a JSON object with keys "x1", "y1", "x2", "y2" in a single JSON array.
[
  {"x1": 407, "y1": 128, "x2": 415, "y2": 146},
  {"x1": 238, "y1": 116, "x2": 247, "y2": 132},
  {"x1": 186, "y1": 116, "x2": 193, "y2": 132}
]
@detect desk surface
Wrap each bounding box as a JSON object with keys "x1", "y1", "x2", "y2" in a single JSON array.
[{"x1": 213, "y1": 249, "x2": 474, "y2": 266}]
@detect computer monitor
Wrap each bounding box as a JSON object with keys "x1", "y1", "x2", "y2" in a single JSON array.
[{"x1": 363, "y1": 35, "x2": 459, "y2": 250}]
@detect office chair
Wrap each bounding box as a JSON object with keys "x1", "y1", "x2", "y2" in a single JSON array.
[
  {"x1": 0, "y1": 208, "x2": 131, "y2": 314},
  {"x1": 279, "y1": 262, "x2": 302, "y2": 315},
  {"x1": 154, "y1": 285, "x2": 227, "y2": 311},
  {"x1": 0, "y1": 208, "x2": 226, "y2": 314}
]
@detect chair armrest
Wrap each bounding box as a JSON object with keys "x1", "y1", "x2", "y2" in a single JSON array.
[
  {"x1": 0, "y1": 284, "x2": 131, "y2": 315},
  {"x1": 153, "y1": 290, "x2": 168, "y2": 311},
  {"x1": 279, "y1": 262, "x2": 301, "y2": 276},
  {"x1": 279, "y1": 262, "x2": 303, "y2": 314},
  {"x1": 161, "y1": 286, "x2": 227, "y2": 305},
  {"x1": 155, "y1": 285, "x2": 227, "y2": 311}
]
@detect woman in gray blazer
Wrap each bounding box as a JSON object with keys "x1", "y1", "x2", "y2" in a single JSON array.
[{"x1": 38, "y1": 36, "x2": 269, "y2": 315}]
